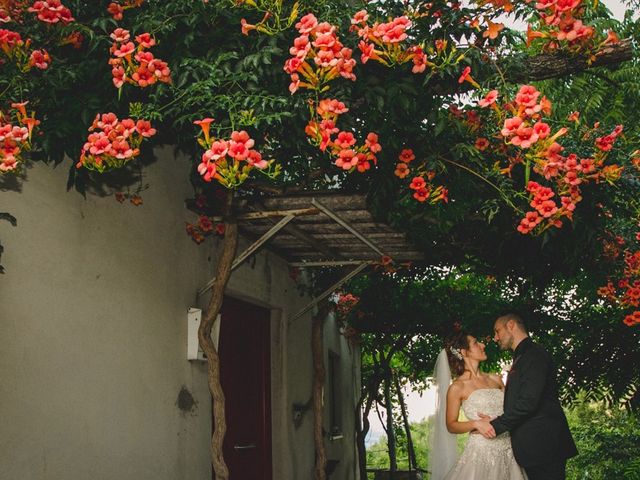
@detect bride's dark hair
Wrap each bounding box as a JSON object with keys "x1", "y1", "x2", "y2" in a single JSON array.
[{"x1": 444, "y1": 330, "x2": 470, "y2": 377}]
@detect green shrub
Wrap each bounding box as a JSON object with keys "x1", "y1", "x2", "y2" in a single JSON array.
[{"x1": 566, "y1": 402, "x2": 640, "y2": 480}]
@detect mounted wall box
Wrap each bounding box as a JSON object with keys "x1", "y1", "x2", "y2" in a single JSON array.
[
  {"x1": 187, "y1": 308, "x2": 205, "y2": 361},
  {"x1": 187, "y1": 308, "x2": 221, "y2": 361}
]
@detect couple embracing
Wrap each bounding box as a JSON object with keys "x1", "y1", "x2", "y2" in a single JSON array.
[{"x1": 429, "y1": 313, "x2": 578, "y2": 480}]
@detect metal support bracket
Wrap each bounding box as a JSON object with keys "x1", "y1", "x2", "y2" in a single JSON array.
[
  {"x1": 197, "y1": 214, "x2": 296, "y2": 297},
  {"x1": 291, "y1": 261, "x2": 370, "y2": 322}
]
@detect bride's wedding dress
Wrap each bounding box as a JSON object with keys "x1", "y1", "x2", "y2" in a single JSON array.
[{"x1": 444, "y1": 388, "x2": 528, "y2": 480}]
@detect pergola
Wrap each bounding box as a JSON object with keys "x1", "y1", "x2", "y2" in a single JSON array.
[{"x1": 197, "y1": 191, "x2": 423, "y2": 318}]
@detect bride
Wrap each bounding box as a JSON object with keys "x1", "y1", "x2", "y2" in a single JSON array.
[{"x1": 429, "y1": 330, "x2": 527, "y2": 480}]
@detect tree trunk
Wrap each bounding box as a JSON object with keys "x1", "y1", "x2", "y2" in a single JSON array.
[
  {"x1": 198, "y1": 191, "x2": 238, "y2": 480},
  {"x1": 384, "y1": 368, "x2": 397, "y2": 477},
  {"x1": 356, "y1": 350, "x2": 384, "y2": 480},
  {"x1": 312, "y1": 305, "x2": 328, "y2": 480},
  {"x1": 394, "y1": 375, "x2": 417, "y2": 471},
  {"x1": 356, "y1": 391, "x2": 377, "y2": 480}
]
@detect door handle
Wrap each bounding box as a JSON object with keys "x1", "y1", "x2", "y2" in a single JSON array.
[{"x1": 234, "y1": 444, "x2": 257, "y2": 450}]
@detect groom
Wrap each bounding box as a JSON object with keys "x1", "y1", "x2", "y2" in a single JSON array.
[{"x1": 479, "y1": 312, "x2": 578, "y2": 480}]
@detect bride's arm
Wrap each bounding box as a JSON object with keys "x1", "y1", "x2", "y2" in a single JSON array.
[{"x1": 445, "y1": 384, "x2": 494, "y2": 436}]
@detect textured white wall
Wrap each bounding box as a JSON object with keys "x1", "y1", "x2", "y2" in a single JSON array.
[
  {"x1": 0, "y1": 152, "x2": 360, "y2": 480},
  {"x1": 0, "y1": 153, "x2": 212, "y2": 480}
]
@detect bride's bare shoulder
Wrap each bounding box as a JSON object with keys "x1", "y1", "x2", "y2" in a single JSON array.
[
  {"x1": 448, "y1": 378, "x2": 468, "y2": 397},
  {"x1": 485, "y1": 372, "x2": 504, "y2": 388}
]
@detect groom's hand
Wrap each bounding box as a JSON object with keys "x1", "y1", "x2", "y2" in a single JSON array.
[{"x1": 474, "y1": 416, "x2": 496, "y2": 439}]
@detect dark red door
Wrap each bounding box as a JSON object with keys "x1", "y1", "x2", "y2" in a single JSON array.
[{"x1": 217, "y1": 296, "x2": 272, "y2": 480}]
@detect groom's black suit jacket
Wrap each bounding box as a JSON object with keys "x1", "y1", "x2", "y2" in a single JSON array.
[{"x1": 490, "y1": 337, "x2": 578, "y2": 468}]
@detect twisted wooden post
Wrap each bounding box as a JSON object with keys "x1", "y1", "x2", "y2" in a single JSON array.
[
  {"x1": 312, "y1": 304, "x2": 328, "y2": 480},
  {"x1": 198, "y1": 191, "x2": 238, "y2": 480}
]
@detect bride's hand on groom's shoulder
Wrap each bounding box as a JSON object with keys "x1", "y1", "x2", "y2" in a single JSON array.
[{"x1": 473, "y1": 415, "x2": 496, "y2": 439}]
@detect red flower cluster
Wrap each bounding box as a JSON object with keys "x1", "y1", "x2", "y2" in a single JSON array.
[
  {"x1": 107, "y1": 0, "x2": 144, "y2": 21},
  {"x1": 394, "y1": 148, "x2": 447, "y2": 203},
  {"x1": 517, "y1": 181, "x2": 562, "y2": 233},
  {"x1": 194, "y1": 119, "x2": 276, "y2": 188},
  {"x1": 0, "y1": 28, "x2": 51, "y2": 71},
  {"x1": 304, "y1": 98, "x2": 380, "y2": 173},
  {"x1": 108, "y1": 28, "x2": 171, "y2": 90},
  {"x1": 0, "y1": 3, "x2": 15, "y2": 22},
  {"x1": 28, "y1": 0, "x2": 74, "y2": 24},
  {"x1": 185, "y1": 223, "x2": 205, "y2": 244},
  {"x1": 409, "y1": 173, "x2": 448, "y2": 204},
  {"x1": 29, "y1": 48, "x2": 49, "y2": 68},
  {"x1": 0, "y1": 27, "x2": 23, "y2": 56},
  {"x1": 500, "y1": 85, "x2": 553, "y2": 148},
  {"x1": 623, "y1": 311, "x2": 640, "y2": 327},
  {"x1": 335, "y1": 292, "x2": 359, "y2": 321},
  {"x1": 595, "y1": 125, "x2": 623, "y2": 152},
  {"x1": 351, "y1": 11, "x2": 433, "y2": 74},
  {"x1": 59, "y1": 30, "x2": 83, "y2": 49},
  {"x1": 482, "y1": 85, "x2": 621, "y2": 234},
  {"x1": 527, "y1": 0, "x2": 619, "y2": 53},
  {"x1": 460, "y1": 84, "x2": 622, "y2": 235},
  {"x1": 598, "y1": 247, "x2": 640, "y2": 327},
  {"x1": 185, "y1": 216, "x2": 225, "y2": 244},
  {"x1": 76, "y1": 112, "x2": 156, "y2": 172},
  {"x1": 284, "y1": 13, "x2": 356, "y2": 94},
  {"x1": 394, "y1": 148, "x2": 415, "y2": 179},
  {"x1": 0, "y1": 101, "x2": 39, "y2": 173}
]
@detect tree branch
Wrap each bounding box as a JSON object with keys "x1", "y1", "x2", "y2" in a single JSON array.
[
  {"x1": 430, "y1": 39, "x2": 633, "y2": 94},
  {"x1": 512, "y1": 39, "x2": 633, "y2": 83}
]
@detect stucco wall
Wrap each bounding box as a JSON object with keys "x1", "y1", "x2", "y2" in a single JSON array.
[
  {"x1": 323, "y1": 310, "x2": 361, "y2": 480},
  {"x1": 0, "y1": 152, "x2": 360, "y2": 480},
  {"x1": 1, "y1": 154, "x2": 212, "y2": 480}
]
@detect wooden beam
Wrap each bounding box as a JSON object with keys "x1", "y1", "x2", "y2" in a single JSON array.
[
  {"x1": 211, "y1": 207, "x2": 319, "y2": 222},
  {"x1": 293, "y1": 209, "x2": 376, "y2": 223},
  {"x1": 289, "y1": 260, "x2": 376, "y2": 267},
  {"x1": 259, "y1": 193, "x2": 368, "y2": 211},
  {"x1": 267, "y1": 232, "x2": 407, "y2": 242},
  {"x1": 272, "y1": 238, "x2": 409, "y2": 249},
  {"x1": 240, "y1": 221, "x2": 396, "y2": 235},
  {"x1": 289, "y1": 251, "x2": 426, "y2": 261}
]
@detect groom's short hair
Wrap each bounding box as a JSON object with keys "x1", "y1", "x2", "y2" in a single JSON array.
[{"x1": 497, "y1": 312, "x2": 528, "y2": 333}]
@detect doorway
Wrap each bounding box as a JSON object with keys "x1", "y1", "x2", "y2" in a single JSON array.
[{"x1": 216, "y1": 296, "x2": 272, "y2": 480}]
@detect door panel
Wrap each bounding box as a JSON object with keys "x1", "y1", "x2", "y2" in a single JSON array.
[{"x1": 216, "y1": 296, "x2": 272, "y2": 480}]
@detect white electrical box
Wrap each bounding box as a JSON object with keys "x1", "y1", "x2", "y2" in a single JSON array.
[
  {"x1": 187, "y1": 308, "x2": 206, "y2": 361},
  {"x1": 187, "y1": 308, "x2": 221, "y2": 361}
]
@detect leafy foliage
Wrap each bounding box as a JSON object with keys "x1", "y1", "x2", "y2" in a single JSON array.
[
  {"x1": 366, "y1": 417, "x2": 468, "y2": 475},
  {"x1": 566, "y1": 399, "x2": 640, "y2": 480},
  {"x1": 365, "y1": 401, "x2": 640, "y2": 479},
  {"x1": 348, "y1": 268, "x2": 639, "y2": 406}
]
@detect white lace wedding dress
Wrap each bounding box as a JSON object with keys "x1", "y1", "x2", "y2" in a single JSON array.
[{"x1": 444, "y1": 388, "x2": 528, "y2": 480}]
